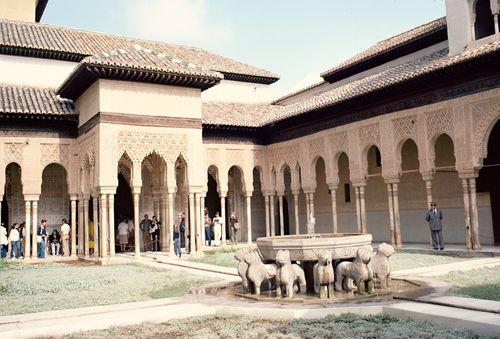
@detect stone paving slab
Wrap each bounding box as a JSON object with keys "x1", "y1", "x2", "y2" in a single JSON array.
[
  {"x1": 420, "y1": 296, "x2": 500, "y2": 313},
  {"x1": 384, "y1": 302, "x2": 500, "y2": 336},
  {"x1": 393, "y1": 257, "x2": 500, "y2": 277}
]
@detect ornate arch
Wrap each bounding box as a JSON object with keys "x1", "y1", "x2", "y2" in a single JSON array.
[{"x1": 472, "y1": 99, "x2": 499, "y2": 167}]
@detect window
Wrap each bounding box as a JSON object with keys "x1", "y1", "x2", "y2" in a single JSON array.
[
  {"x1": 375, "y1": 148, "x2": 382, "y2": 167},
  {"x1": 474, "y1": 0, "x2": 495, "y2": 40},
  {"x1": 344, "y1": 183, "x2": 351, "y2": 203}
]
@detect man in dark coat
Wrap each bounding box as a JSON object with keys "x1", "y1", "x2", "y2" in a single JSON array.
[{"x1": 425, "y1": 201, "x2": 444, "y2": 250}]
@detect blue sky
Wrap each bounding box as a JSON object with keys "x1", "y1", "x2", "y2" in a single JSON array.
[{"x1": 42, "y1": 0, "x2": 445, "y2": 97}]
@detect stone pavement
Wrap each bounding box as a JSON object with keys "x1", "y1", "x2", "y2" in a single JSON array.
[{"x1": 393, "y1": 257, "x2": 500, "y2": 277}]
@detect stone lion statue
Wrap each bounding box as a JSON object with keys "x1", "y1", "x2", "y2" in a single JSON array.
[
  {"x1": 244, "y1": 250, "x2": 277, "y2": 295},
  {"x1": 234, "y1": 248, "x2": 251, "y2": 292},
  {"x1": 335, "y1": 248, "x2": 374, "y2": 294},
  {"x1": 370, "y1": 242, "x2": 395, "y2": 290},
  {"x1": 275, "y1": 249, "x2": 307, "y2": 298},
  {"x1": 313, "y1": 249, "x2": 335, "y2": 299}
]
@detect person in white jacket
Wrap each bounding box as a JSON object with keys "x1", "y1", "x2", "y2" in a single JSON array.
[{"x1": 0, "y1": 223, "x2": 8, "y2": 259}]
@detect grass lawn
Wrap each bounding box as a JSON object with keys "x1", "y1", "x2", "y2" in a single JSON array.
[
  {"x1": 189, "y1": 248, "x2": 478, "y2": 271},
  {"x1": 0, "y1": 261, "x2": 215, "y2": 316},
  {"x1": 66, "y1": 313, "x2": 486, "y2": 339},
  {"x1": 440, "y1": 266, "x2": 500, "y2": 301}
]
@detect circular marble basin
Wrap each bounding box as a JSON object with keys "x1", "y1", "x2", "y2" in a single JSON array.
[{"x1": 256, "y1": 233, "x2": 373, "y2": 262}]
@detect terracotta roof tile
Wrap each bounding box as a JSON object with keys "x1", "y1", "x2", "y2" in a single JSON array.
[
  {"x1": 0, "y1": 84, "x2": 76, "y2": 116},
  {"x1": 202, "y1": 101, "x2": 282, "y2": 127},
  {"x1": 320, "y1": 17, "x2": 447, "y2": 78},
  {"x1": 0, "y1": 19, "x2": 279, "y2": 82}
]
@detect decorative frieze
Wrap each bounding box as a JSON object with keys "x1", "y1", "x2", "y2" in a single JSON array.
[{"x1": 4, "y1": 142, "x2": 25, "y2": 164}]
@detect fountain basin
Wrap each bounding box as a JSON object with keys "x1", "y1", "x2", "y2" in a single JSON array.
[{"x1": 256, "y1": 233, "x2": 373, "y2": 262}]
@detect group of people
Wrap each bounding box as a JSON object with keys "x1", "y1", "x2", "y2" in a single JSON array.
[
  {"x1": 0, "y1": 218, "x2": 71, "y2": 259},
  {"x1": 203, "y1": 210, "x2": 240, "y2": 247}
]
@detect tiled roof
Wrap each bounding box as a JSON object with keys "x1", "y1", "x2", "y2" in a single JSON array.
[
  {"x1": 0, "y1": 84, "x2": 76, "y2": 116},
  {"x1": 202, "y1": 101, "x2": 282, "y2": 127},
  {"x1": 0, "y1": 19, "x2": 279, "y2": 83},
  {"x1": 81, "y1": 45, "x2": 223, "y2": 79},
  {"x1": 266, "y1": 40, "x2": 500, "y2": 124},
  {"x1": 320, "y1": 17, "x2": 447, "y2": 79},
  {"x1": 272, "y1": 80, "x2": 326, "y2": 104}
]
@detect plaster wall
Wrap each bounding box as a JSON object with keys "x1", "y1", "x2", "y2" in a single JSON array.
[
  {"x1": 446, "y1": 0, "x2": 474, "y2": 54},
  {"x1": 0, "y1": 0, "x2": 37, "y2": 22},
  {"x1": 202, "y1": 79, "x2": 271, "y2": 103},
  {"x1": 0, "y1": 55, "x2": 78, "y2": 88}
]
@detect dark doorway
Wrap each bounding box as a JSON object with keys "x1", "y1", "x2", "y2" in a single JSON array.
[
  {"x1": 283, "y1": 196, "x2": 290, "y2": 235},
  {"x1": 206, "y1": 171, "x2": 221, "y2": 218},
  {"x1": 1, "y1": 195, "x2": 8, "y2": 227},
  {"x1": 477, "y1": 120, "x2": 500, "y2": 244},
  {"x1": 115, "y1": 173, "x2": 133, "y2": 221}
]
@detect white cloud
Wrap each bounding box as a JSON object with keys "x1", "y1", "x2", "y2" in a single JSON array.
[{"x1": 125, "y1": 0, "x2": 232, "y2": 45}]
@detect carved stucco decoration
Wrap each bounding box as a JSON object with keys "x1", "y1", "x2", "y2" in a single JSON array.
[
  {"x1": 4, "y1": 142, "x2": 25, "y2": 165},
  {"x1": 205, "y1": 148, "x2": 221, "y2": 168},
  {"x1": 268, "y1": 145, "x2": 300, "y2": 171},
  {"x1": 328, "y1": 131, "x2": 348, "y2": 157},
  {"x1": 251, "y1": 149, "x2": 266, "y2": 169},
  {"x1": 78, "y1": 134, "x2": 96, "y2": 169},
  {"x1": 116, "y1": 131, "x2": 188, "y2": 165},
  {"x1": 40, "y1": 143, "x2": 70, "y2": 169},
  {"x1": 393, "y1": 115, "x2": 417, "y2": 143},
  {"x1": 426, "y1": 108, "x2": 454, "y2": 140},
  {"x1": 359, "y1": 123, "x2": 381, "y2": 149},
  {"x1": 472, "y1": 99, "x2": 500, "y2": 164},
  {"x1": 226, "y1": 149, "x2": 246, "y2": 170},
  {"x1": 308, "y1": 137, "x2": 325, "y2": 162}
]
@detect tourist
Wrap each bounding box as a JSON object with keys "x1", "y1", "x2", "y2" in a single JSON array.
[
  {"x1": 49, "y1": 229, "x2": 61, "y2": 256},
  {"x1": 173, "y1": 223, "x2": 181, "y2": 258},
  {"x1": 117, "y1": 218, "x2": 129, "y2": 252},
  {"x1": 204, "y1": 212, "x2": 212, "y2": 246},
  {"x1": 60, "y1": 218, "x2": 71, "y2": 256},
  {"x1": 18, "y1": 222, "x2": 25, "y2": 258},
  {"x1": 9, "y1": 223, "x2": 21, "y2": 259},
  {"x1": 230, "y1": 212, "x2": 239, "y2": 245},
  {"x1": 426, "y1": 201, "x2": 444, "y2": 250},
  {"x1": 150, "y1": 216, "x2": 161, "y2": 251},
  {"x1": 213, "y1": 212, "x2": 223, "y2": 246},
  {"x1": 127, "y1": 218, "x2": 134, "y2": 246},
  {"x1": 140, "y1": 214, "x2": 152, "y2": 251},
  {"x1": 0, "y1": 223, "x2": 7, "y2": 259},
  {"x1": 179, "y1": 212, "x2": 186, "y2": 249},
  {"x1": 37, "y1": 220, "x2": 48, "y2": 258}
]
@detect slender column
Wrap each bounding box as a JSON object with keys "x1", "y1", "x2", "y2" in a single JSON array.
[
  {"x1": 31, "y1": 201, "x2": 38, "y2": 258},
  {"x1": 392, "y1": 183, "x2": 402, "y2": 247},
  {"x1": 162, "y1": 194, "x2": 168, "y2": 252},
  {"x1": 309, "y1": 193, "x2": 315, "y2": 217},
  {"x1": 278, "y1": 195, "x2": 284, "y2": 236},
  {"x1": 270, "y1": 195, "x2": 276, "y2": 236},
  {"x1": 83, "y1": 197, "x2": 89, "y2": 257},
  {"x1": 264, "y1": 195, "x2": 270, "y2": 237},
  {"x1": 305, "y1": 193, "x2": 310, "y2": 220},
  {"x1": 168, "y1": 193, "x2": 174, "y2": 256},
  {"x1": 387, "y1": 184, "x2": 396, "y2": 245},
  {"x1": 78, "y1": 198, "x2": 84, "y2": 255},
  {"x1": 359, "y1": 186, "x2": 367, "y2": 234},
  {"x1": 293, "y1": 192, "x2": 300, "y2": 235},
  {"x1": 354, "y1": 186, "x2": 362, "y2": 233},
  {"x1": 24, "y1": 200, "x2": 31, "y2": 259},
  {"x1": 469, "y1": 178, "x2": 481, "y2": 250},
  {"x1": 424, "y1": 178, "x2": 434, "y2": 247},
  {"x1": 220, "y1": 195, "x2": 227, "y2": 245},
  {"x1": 108, "y1": 194, "x2": 115, "y2": 256},
  {"x1": 246, "y1": 194, "x2": 252, "y2": 244},
  {"x1": 461, "y1": 179, "x2": 472, "y2": 250},
  {"x1": 70, "y1": 197, "x2": 77, "y2": 257},
  {"x1": 195, "y1": 193, "x2": 202, "y2": 252},
  {"x1": 99, "y1": 194, "x2": 108, "y2": 258},
  {"x1": 133, "y1": 192, "x2": 140, "y2": 257},
  {"x1": 200, "y1": 195, "x2": 206, "y2": 245},
  {"x1": 330, "y1": 187, "x2": 338, "y2": 233},
  {"x1": 92, "y1": 196, "x2": 99, "y2": 257},
  {"x1": 188, "y1": 193, "x2": 195, "y2": 253}
]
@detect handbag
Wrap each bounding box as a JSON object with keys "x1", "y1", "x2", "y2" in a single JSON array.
[{"x1": 233, "y1": 222, "x2": 240, "y2": 230}]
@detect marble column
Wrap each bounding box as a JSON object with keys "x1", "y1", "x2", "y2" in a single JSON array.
[
  {"x1": 305, "y1": 193, "x2": 310, "y2": 220},
  {"x1": 168, "y1": 193, "x2": 175, "y2": 256},
  {"x1": 386, "y1": 183, "x2": 396, "y2": 246},
  {"x1": 195, "y1": 193, "x2": 202, "y2": 252},
  {"x1": 269, "y1": 194, "x2": 276, "y2": 236},
  {"x1": 24, "y1": 200, "x2": 31, "y2": 259},
  {"x1": 70, "y1": 197, "x2": 77, "y2": 257},
  {"x1": 354, "y1": 186, "x2": 362, "y2": 234},
  {"x1": 92, "y1": 196, "x2": 99, "y2": 257},
  {"x1": 264, "y1": 195, "x2": 270, "y2": 237},
  {"x1": 78, "y1": 198, "x2": 84, "y2": 256},
  {"x1": 188, "y1": 193, "x2": 196, "y2": 253},
  {"x1": 108, "y1": 194, "x2": 115, "y2": 256},
  {"x1": 83, "y1": 197, "x2": 89, "y2": 257},
  {"x1": 162, "y1": 194, "x2": 168, "y2": 252},
  {"x1": 99, "y1": 194, "x2": 108, "y2": 258},
  {"x1": 31, "y1": 201, "x2": 38, "y2": 258},
  {"x1": 359, "y1": 186, "x2": 367, "y2": 234},
  {"x1": 461, "y1": 179, "x2": 472, "y2": 250},
  {"x1": 293, "y1": 192, "x2": 300, "y2": 235},
  {"x1": 246, "y1": 194, "x2": 252, "y2": 244},
  {"x1": 469, "y1": 178, "x2": 481, "y2": 250},
  {"x1": 392, "y1": 183, "x2": 402, "y2": 247},
  {"x1": 278, "y1": 194, "x2": 284, "y2": 236},
  {"x1": 220, "y1": 195, "x2": 227, "y2": 245},
  {"x1": 424, "y1": 178, "x2": 434, "y2": 247},
  {"x1": 309, "y1": 193, "x2": 315, "y2": 217},
  {"x1": 133, "y1": 192, "x2": 140, "y2": 257},
  {"x1": 329, "y1": 187, "x2": 338, "y2": 233},
  {"x1": 200, "y1": 195, "x2": 206, "y2": 245}
]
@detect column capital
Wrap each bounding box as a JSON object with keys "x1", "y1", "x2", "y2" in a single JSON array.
[
  {"x1": 292, "y1": 189, "x2": 301, "y2": 196},
  {"x1": 23, "y1": 194, "x2": 39, "y2": 201},
  {"x1": 458, "y1": 169, "x2": 479, "y2": 179},
  {"x1": 70, "y1": 194, "x2": 79, "y2": 201},
  {"x1": 383, "y1": 176, "x2": 400, "y2": 185},
  {"x1": 99, "y1": 186, "x2": 117, "y2": 195},
  {"x1": 219, "y1": 191, "x2": 228, "y2": 198},
  {"x1": 245, "y1": 192, "x2": 253, "y2": 198},
  {"x1": 302, "y1": 188, "x2": 316, "y2": 194},
  {"x1": 351, "y1": 180, "x2": 367, "y2": 187},
  {"x1": 327, "y1": 184, "x2": 339, "y2": 191},
  {"x1": 262, "y1": 190, "x2": 275, "y2": 196},
  {"x1": 132, "y1": 186, "x2": 142, "y2": 195}
]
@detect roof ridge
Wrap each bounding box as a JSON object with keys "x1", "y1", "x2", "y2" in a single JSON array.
[
  {"x1": 376, "y1": 16, "x2": 446, "y2": 44},
  {"x1": 272, "y1": 80, "x2": 326, "y2": 104},
  {"x1": 0, "y1": 82, "x2": 58, "y2": 91}
]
